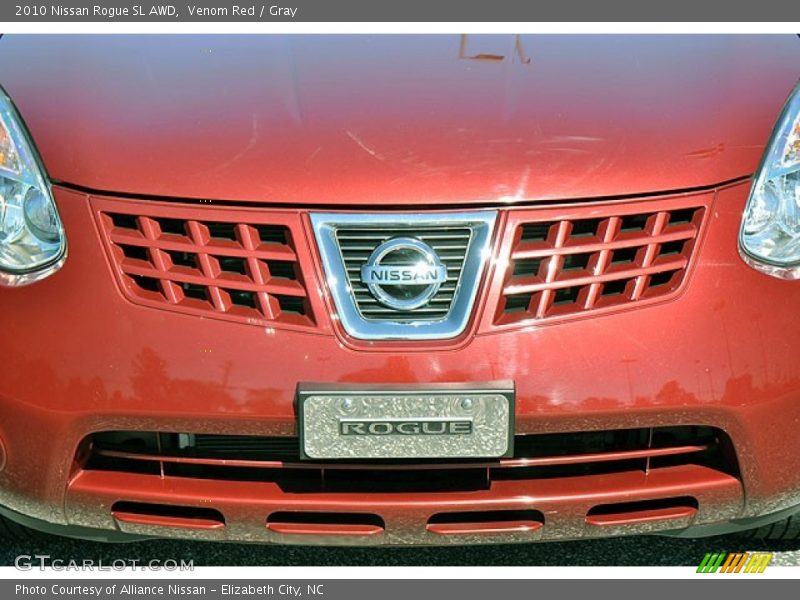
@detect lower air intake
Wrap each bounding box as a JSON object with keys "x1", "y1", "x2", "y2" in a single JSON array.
[{"x1": 83, "y1": 426, "x2": 738, "y2": 494}]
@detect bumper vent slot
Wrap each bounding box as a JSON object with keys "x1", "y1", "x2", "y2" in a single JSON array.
[
  {"x1": 427, "y1": 510, "x2": 544, "y2": 535},
  {"x1": 266, "y1": 512, "x2": 385, "y2": 536},
  {"x1": 111, "y1": 501, "x2": 225, "y2": 530},
  {"x1": 585, "y1": 496, "x2": 699, "y2": 527}
]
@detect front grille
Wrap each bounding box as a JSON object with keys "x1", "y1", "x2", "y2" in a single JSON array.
[
  {"x1": 83, "y1": 426, "x2": 738, "y2": 494},
  {"x1": 93, "y1": 198, "x2": 318, "y2": 330},
  {"x1": 93, "y1": 194, "x2": 710, "y2": 336},
  {"x1": 495, "y1": 201, "x2": 706, "y2": 326},
  {"x1": 335, "y1": 227, "x2": 472, "y2": 321}
]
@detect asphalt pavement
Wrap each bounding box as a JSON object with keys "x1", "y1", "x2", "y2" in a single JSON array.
[{"x1": 1, "y1": 533, "x2": 799, "y2": 567}]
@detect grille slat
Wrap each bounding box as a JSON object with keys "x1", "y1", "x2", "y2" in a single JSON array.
[
  {"x1": 346, "y1": 267, "x2": 462, "y2": 274},
  {"x1": 337, "y1": 232, "x2": 472, "y2": 239},
  {"x1": 511, "y1": 227, "x2": 696, "y2": 260},
  {"x1": 356, "y1": 283, "x2": 458, "y2": 293},
  {"x1": 359, "y1": 307, "x2": 453, "y2": 315},
  {"x1": 118, "y1": 262, "x2": 309, "y2": 297},
  {"x1": 355, "y1": 296, "x2": 455, "y2": 305},
  {"x1": 356, "y1": 294, "x2": 455, "y2": 303},
  {"x1": 504, "y1": 257, "x2": 688, "y2": 295},
  {"x1": 339, "y1": 242, "x2": 470, "y2": 249},
  {"x1": 340, "y1": 252, "x2": 467, "y2": 261},
  {"x1": 108, "y1": 231, "x2": 297, "y2": 261}
]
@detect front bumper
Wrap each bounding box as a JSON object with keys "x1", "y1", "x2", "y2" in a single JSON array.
[{"x1": 1, "y1": 180, "x2": 799, "y2": 545}]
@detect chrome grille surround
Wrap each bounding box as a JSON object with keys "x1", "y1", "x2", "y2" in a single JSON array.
[{"x1": 311, "y1": 212, "x2": 497, "y2": 340}]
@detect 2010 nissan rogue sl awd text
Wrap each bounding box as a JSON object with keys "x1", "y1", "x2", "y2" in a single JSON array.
[{"x1": 0, "y1": 34, "x2": 799, "y2": 545}]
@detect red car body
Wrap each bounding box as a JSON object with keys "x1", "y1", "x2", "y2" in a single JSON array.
[{"x1": 0, "y1": 34, "x2": 798, "y2": 545}]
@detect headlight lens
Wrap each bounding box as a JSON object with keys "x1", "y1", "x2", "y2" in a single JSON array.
[
  {"x1": 740, "y1": 82, "x2": 800, "y2": 278},
  {"x1": 0, "y1": 87, "x2": 65, "y2": 285}
]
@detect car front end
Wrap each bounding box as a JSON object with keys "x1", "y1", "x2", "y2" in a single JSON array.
[{"x1": 0, "y1": 34, "x2": 799, "y2": 545}]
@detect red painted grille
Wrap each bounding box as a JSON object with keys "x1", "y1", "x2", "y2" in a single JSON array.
[
  {"x1": 93, "y1": 193, "x2": 710, "y2": 335},
  {"x1": 490, "y1": 196, "x2": 708, "y2": 328},
  {"x1": 93, "y1": 197, "x2": 319, "y2": 331}
]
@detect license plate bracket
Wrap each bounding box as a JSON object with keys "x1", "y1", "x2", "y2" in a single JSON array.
[{"x1": 298, "y1": 382, "x2": 514, "y2": 460}]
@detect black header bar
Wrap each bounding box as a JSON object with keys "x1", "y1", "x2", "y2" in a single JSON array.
[{"x1": 3, "y1": 0, "x2": 800, "y2": 22}]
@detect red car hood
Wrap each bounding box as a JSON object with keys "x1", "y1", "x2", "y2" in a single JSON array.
[{"x1": 1, "y1": 35, "x2": 798, "y2": 206}]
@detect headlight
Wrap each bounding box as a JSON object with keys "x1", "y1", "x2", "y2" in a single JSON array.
[
  {"x1": 740, "y1": 81, "x2": 800, "y2": 279},
  {"x1": 0, "y1": 86, "x2": 66, "y2": 286}
]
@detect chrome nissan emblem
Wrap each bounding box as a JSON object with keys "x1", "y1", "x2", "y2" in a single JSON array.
[{"x1": 360, "y1": 237, "x2": 447, "y2": 311}]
